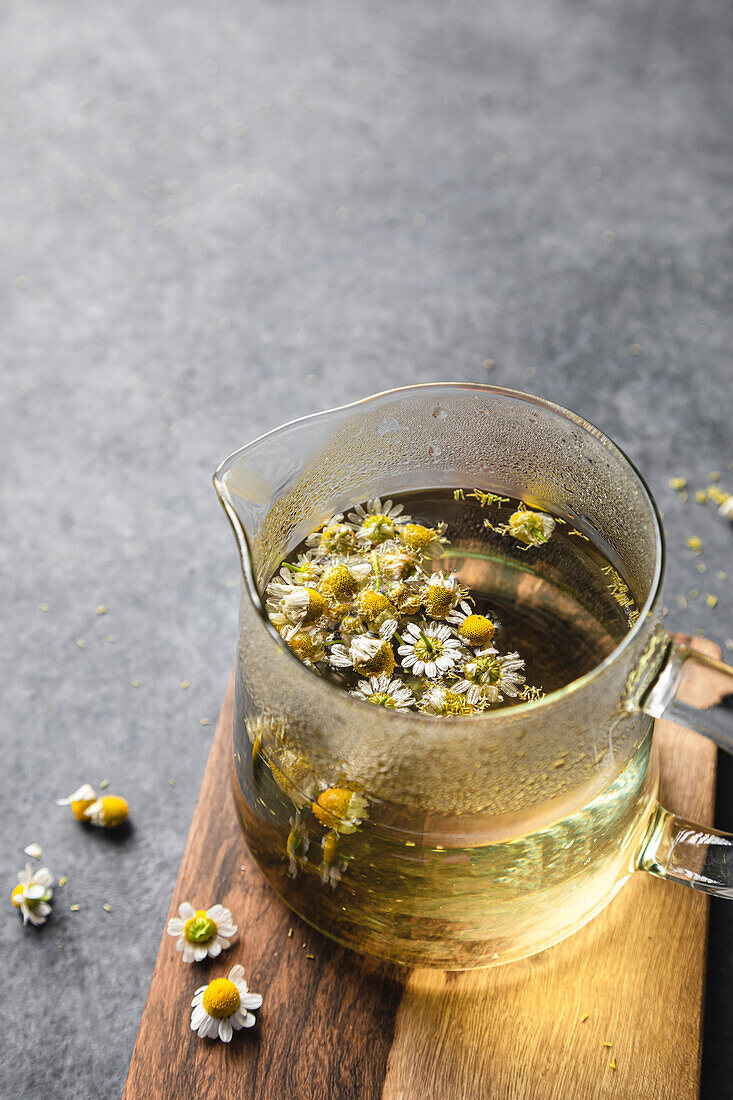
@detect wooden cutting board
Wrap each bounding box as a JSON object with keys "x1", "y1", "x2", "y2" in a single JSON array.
[{"x1": 123, "y1": 636, "x2": 719, "y2": 1100}]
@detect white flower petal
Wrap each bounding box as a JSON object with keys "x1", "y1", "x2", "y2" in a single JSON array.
[
  {"x1": 167, "y1": 918, "x2": 184, "y2": 935},
  {"x1": 192, "y1": 945, "x2": 208, "y2": 962},
  {"x1": 228, "y1": 964, "x2": 245, "y2": 982},
  {"x1": 23, "y1": 843, "x2": 42, "y2": 860},
  {"x1": 191, "y1": 1005, "x2": 207, "y2": 1028},
  {"x1": 207, "y1": 941, "x2": 222, "y2": 958},
  {"x1": 218, "y1": 1019, "x2": 234, "y2": 1043},
  {"x1": 242, "y1": 993, "x2": 263, "y2": 1010},
  {"x1": 242, "y1": 1012, "x2": 256, "y2": 1028},
  {"x1": 178, "y1": 901, "x2": 196, "y2": 920}
]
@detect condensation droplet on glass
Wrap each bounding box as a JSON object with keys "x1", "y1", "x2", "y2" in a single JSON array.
[
  {"x1": 428, "y1": 444, "x2": 442, "y2": 458},
  {"x1": 432, "y1": 408, "x2": 447, "y2": 420}
]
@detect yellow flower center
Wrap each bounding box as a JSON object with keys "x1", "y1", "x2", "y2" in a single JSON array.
[
  {"x1": 11, "y1": 884, "x2": 25, "y2": 907},
  {"x1": 286, "y1": 632, "x2": 320, "y2": 661},
  {"x1": 353, "y1": 641, "x2": 395, "y2": 677},
  {"x1": 71, "y1": 797, "x2": 96, "y2": 822},
  {"x1": 441, "y1": 690, "x2": 473, "y2": 715},
  {"x1": 355, "y1": 589, "x2": 395, "y2": 624},
  {"x1": 389, "y1": 583, "x2": 421, "y2": 615},
  {"x1": 400, "y1": 523, "x2": 437, "y2": 550},
  {"x1": 301, "y1": 587, "x2": 328, "y2": 625},
  {"x1": 320, "y1": 565, "x2": 359, "y2": 602},
  {"x1": 459, "y1": 614, "x2": 495, "y2": 646},
  {"x1": 184, "y1": 910, "x2": 218, "y2": 944},
  {"x1": 422, "y1": 585, "x2": 453, "y2": 619},
  {"x1": 202, "y1": 978, "x2": 241, "y2": 1019},
  {"x1": 99, "y1": 795, "x2": 129, "y2": 827}
]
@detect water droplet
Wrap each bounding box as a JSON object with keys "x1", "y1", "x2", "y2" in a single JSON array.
[
  {"x1": 432, "y1": 408, "x2": 447, "y2": 420},
  {"x1": 428, "y1": 444, "x2": 442, "y2": 457}
]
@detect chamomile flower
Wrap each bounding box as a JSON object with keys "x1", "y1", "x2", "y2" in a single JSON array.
[
  {"x1": 167, "y1": 901, "x2": 238, "y2": 963},
  {"x1": 452, "y1": 649, "x2": 526, "y2": 703},
  {"x1": 11, "y1": 864, "x2": 53, "y2": 926},
  {"x1": 84, "y1": 795, "x2": 129, "y2": 828},
  {"x1": 312, "y1": 787, "x2": 368, "y2": 833},
  {"x1": 320, "y1": 830, "x2": 347, "y2": 888},
  {"x1": 504, "y1": 508, "x2": 555, "y2": 548},
  {"x1": 55, "y1": 783, "x2": 96, "y2": 822},
  {"x1": 285, "y1": 814, "x2": 310, "y2": 877},
  {"x1": 419, "y1": 684, "x2": 482, "y2": 716},
  {"x1": 190, "y1": 964, "x2": 262, "y2": 1042},
  {"x1": 306, "y1": 514, "x2": 359, "y2": 556},
  {"x1": 447, "y1": 600, "x2": 498, "y2": 648},
  {"x1": 375, "y1": 544, "x2": 421, "y2": 581},
  {"x1": 386, "y1": 579, "x2": 423, "y2": 617},
  {"x1": 420, "y1": 572, "x2": 464, "y2": 620},
  {"x1": 319, "y1": 559, "x2": 372, "y2": 605},
  {"x1": 279, "y1": 625, "x2": 327, "y2": 666},
  {"x1": 278, "y1": 553, "x2": 322, "y2": 585},
  {"x1": 329, "y1": 634, "x2": 396, "y2": 677},
  {"x1": 353, "y1": 587, "x2": 399, "y2": 638},
  {"x1": 266, "y1": 581, "x2": 328, "y2": 628},
  {"x1": 351, "y1": 673, "x2": 415, "y2": 710},
  {"x1": 347, "y1": 498, "x2": 410, "y2": 545},
  {"x1": 397, "y1": 622, "x2": 464, "y2": 679},
  {"x1": 399, "y1": 522, "x2": 446, "y2": 557}
]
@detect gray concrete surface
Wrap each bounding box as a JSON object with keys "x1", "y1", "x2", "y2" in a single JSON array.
[{"x1": 1, "y1": 0, "x2": 731, "y2": 1095}]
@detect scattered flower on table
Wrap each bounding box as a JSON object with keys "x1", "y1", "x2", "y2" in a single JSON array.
[
  {"x1": 55, "y1": 783, "x2": 97, "y2": 821},
  {"x1": 11, "y1": 864, "x2": 53, "y2": 925},
  {"x1": 84, "y1": 794, "x2": 128, "y2": 827},
  {"x1": 167, "y1": 901, "x2": 238, "y2": 963},
  {"x1": 190, "y1": 964, "x2": 262, "y2": 1042}
]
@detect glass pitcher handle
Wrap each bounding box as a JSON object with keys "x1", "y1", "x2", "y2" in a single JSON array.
[{"x1": 636, "y1": 635, "x2": 733, "y2": 897}]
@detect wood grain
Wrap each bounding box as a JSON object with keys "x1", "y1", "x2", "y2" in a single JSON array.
[{"x1": 123, "y1": 636, "x2": 719, "y2": 1100}]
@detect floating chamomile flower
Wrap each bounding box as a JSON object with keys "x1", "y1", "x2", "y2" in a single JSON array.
[
  {"x1": 286, "y1": 814, "x2": 310, "y2": 877},
  {"x1": 190, "y1": 964, "x2": 262, "y2": 1042},
  {"x1": 387, "y1": 579, "x2": 422, "y2": 616},
  {"x1": 398, "y1": 622, "x2": 464, "y2": 679},
  {"x1": 278, "y1": 553, "x2": 322, "y2": 584},
  {"x1": 419, "y1": 684, "x2": 481, "y2": 716},
  {"x1": 452, "y1": 649, "x2": 526, "y2": 703},
  {"x1": 167, "y1": 901, "x2": 238, "y2": 963},
  {"x1": 447, "y1": 600, "x2": 497, "y2": 647},
  {"x1": 329, "y1": 634, "x2": 396, "y2": 677},
  {"x1": 11, "y1": 864, "x2": 53, "y2": 925},
  {"x1": 268, "y1": 583, "x2": 329, "y2": 628},
  {"x1": 399, "y1": 522, "x2": 446, "y2": 556},
  {"x1": 353, "y1": 587, "x2": 399, "y2": 638},
  {"x1": 351, "y1": 673, "x2": 415, "y2": 710},
  {"x1": 320, "y1": 831, "x2": 347, "y2": 888},
  {"x1": 279, "y1": 625, "x2": 327, "y2": 666},
  {"x1": 319, "y1": 559, "x2": 372, "y2": 604},
  {"x1": 493, "y1": 507, "x2": 555, "y2": 548},
  {"x1": 312, "y1": 788, "x2": 368, "y2": 833},
  {"x1": 347, "y1": 497, "x2": 410, "y2": 545},
  {"x1": 55, "y1": 783, "x2": 97, "y2": 822},
  {"x1": 306, "y1": 514, "x2": 358, "y2": 556},
  {"x1": 420, "y1": 572, "x2": 463, "y2": 620},
  {"x1": 375, "y1": 544, "x2": 421, "y2": 581},
  {"x1": 84, "y1": 795, "x2": 129, "y2": 828}
]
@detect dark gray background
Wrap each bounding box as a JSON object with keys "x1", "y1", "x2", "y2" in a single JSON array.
[{"x1": 2, "y1": 0, "x2": 732, "y2": 1096}]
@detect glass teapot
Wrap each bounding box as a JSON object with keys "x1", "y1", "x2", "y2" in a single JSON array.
[{"x1": 214, "y1": 383, "x2": 733, "y2": 969}]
